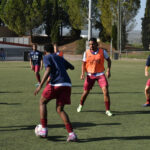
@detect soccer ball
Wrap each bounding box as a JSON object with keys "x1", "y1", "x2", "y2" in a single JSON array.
[{"x1": 35, "y1": 124, "x2": 42, "y2": 136}]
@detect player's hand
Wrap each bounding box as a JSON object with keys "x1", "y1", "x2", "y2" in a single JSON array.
[
  {"x1": 34, "y1": 85, "x2": 41, "y2": 96},
  {"x1": 145, "y1": 71, "x2": 149, "y2": 77},
  {"x1": 80, "y1": 74, "x2": 84, "y2": 80}
]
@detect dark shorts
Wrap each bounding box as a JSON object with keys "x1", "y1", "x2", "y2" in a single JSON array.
[
  {"x1": 32, "y1": 65, "x2": 40, "y2": 72},
  {"x1": 42, "y1": 84, "x2": 71, "y2": 106},
  {"x1": 84, "y1": 74, "x2": 108, "y2": 91}
]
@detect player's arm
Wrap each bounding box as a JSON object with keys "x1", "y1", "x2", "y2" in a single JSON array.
[
  {"x1": 29, "y1": 59, "x2": 33, "y2": 70},
  {"x1": 34, "y1": 67, "x2": 50, "y2": 95},
  {"x1": 105, "y1": 57, "x2": 111, "y2": 78},
  {"x1": 81, "y1": 61, "x2": 86, "y2": 80},
  {"x1": 64, "y1": 59, "x2": 74, "y2": 70},
  {"x1": 40, "y1": 57, "x2": 43, "y2": 70},
  {"x1": 145, "y1": 66, "x2": 149, "y2": 76}
]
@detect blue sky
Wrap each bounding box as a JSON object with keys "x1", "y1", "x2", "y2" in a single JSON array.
[{"x1": 134, "y1": 0, "x2": 146, "y2": 31}]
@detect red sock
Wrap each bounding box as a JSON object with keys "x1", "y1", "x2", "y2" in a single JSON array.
[
  {"x1": 65, "y1": 123, "x2": 73, "y2": 133},
  {"x1": 146, "y1": 99, "x2": 150, "y2": 104},
  {"x1": 36, "y1": 74, "x2": 41, "y2": 83},
  {"x1": 40, "y1": 119, "x2": 47, "y2": 128},
  {"x1": 105, "y1": 101, "x2": 110, "y2": 110}
]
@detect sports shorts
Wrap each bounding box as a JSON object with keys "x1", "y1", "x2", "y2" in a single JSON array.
[
  {"x1": 146, "y1": 79, "x2": 150, "y2": 87},
  {"x1": 32, "y1": 65, "x2": 40, "y2": 72},
  {"x1": 84, "y1": 74, "x2": 108, "y2": 91},
  {"x1": 42, "y1": 84, "x2": 71, "y2": 106}
]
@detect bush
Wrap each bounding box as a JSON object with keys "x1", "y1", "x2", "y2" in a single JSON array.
[{"x1": 76, "y1": 38, "x2": 87, "y2": 54}]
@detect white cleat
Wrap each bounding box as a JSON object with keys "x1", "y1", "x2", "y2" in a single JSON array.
[
  {"x1": 77, "y1": 104, "x2": 83, "y2": 112},
  {"x1": 105, "y1": 110, "x2": 113, "y2": 116}
]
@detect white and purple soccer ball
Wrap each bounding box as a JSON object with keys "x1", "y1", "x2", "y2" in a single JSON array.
[{"x1": 35, "y1": 124, "x2": 42, "y2": 136}]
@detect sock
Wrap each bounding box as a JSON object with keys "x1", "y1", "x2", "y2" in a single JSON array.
[
  {"x1": 40, "y1": 119, "x2": 47, "y2": 128},
  {"x1": 105, "y1": 101, "x2": 110, "y2": 111},
  {"x1": 146, "y1": 98, "x2": 150, "y2": 104},
  {"x1": 65, "y1": 123, "x2": 73, "y2": 133},
  {"x1": 36, "y1": 74, "x2": 41, "y2": 83}
]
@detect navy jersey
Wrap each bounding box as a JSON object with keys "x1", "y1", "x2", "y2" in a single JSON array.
[
  {"x1": 146, "y1": 55, "x2": 150, "y2": 66},
  {"x1": 29, "y1": 50, "x2": 42, "y2": 66},
  {"x1": 44, "y1": 54, "x2": 74, "y2": 86}
]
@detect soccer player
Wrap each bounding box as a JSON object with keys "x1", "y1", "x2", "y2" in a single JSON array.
[
  {"x1": 29, "y1": 43, "x2": 43, "y2": 86},
  {"x1": 77, "y1": 38, "x2": 113, "y2": 116},
  {"x1": 34, "y1": 44, "x2": 77, "y2": 142},
  {"x1": 143, "y1": 55, "x2": 150, "y2": 106}
]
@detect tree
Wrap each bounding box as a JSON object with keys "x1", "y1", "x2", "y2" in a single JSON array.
[
  {"x1": 142, "y1": 0, "x2": 150, "y2": 50},
  {"x1": 97, "y1": 0, "x2": 140, "y2": 50},
  {"x1": 0, "y1": 0, "x2": 45, "y2": 36}
]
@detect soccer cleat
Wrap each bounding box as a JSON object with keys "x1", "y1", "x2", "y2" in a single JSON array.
[
  {"x1": 38, "y1": 128, "x2": 48, "y2": 138},
  {"x1": 143, "y1": 103, "x2": 150, "y2": 107},
  {"x1": 105, "y1": 110, "x2": 113, "y2": 116},
  {"x1": 67, "y1": 133, "x2": 77, "y2": 142},
  {"x1": 77, "y1": 104, "x2": 83, "y2": 112}
]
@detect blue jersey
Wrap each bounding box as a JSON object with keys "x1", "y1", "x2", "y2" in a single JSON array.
[
  {"x1": 44, "y1": 54, "x2": 74, "y2": 86},
  {"x1": 29, "y1": 50, "x2": 42, "y2": 66},
  {"x1": 146, "y1": 55, "x2": 150, "y2": 66}
]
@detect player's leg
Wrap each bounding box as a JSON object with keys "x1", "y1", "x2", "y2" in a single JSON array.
[
  {"x1": 98, "y1": 75, "x2": 112, "y2": 116},
  {"x1": 38, "y1": 96, "x2": 49, "y2": 137},
  {"x1": 56, "y1": 86, "x2": 77, "y2": 142},
  {"x1": 143, "y1": 84, "x2": 150, "y2": 106},
  {"x1": 77, "y1": 75, "x2": 95, "y2": 112},
  {"x1": 35, "y1": 65, "x2": 41, "y2": 85},
  {"x1": 56, "y1": 105, "x2": 77, "y2": 142}
]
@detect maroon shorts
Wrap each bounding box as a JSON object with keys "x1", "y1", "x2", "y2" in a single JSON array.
[
  {"x1": 32, "y1": 65, "x2": 40, "y2": 72},
  {"x1": 42, "y1": 84, "x2": 71, "y2": 106},
  {"x1": 146, "y1": 79, "x2": 150, "y2": 87},
  {"x1": 84, "y1": 74, "x2": 108, "y2": 91}
]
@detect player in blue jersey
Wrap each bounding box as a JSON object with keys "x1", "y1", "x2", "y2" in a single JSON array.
[
  {"x1": 143, "y1": 55, "x2": 150, "y2": 106},
  {"x1": 29, "y1": 44, "x2": 43, "y2": 86},
  {"x1": 34, "y1": 44, "x2": 77, "y2": 142}
]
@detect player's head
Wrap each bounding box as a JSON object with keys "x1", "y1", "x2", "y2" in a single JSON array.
[
  {"x1": 32, "y1": 43, "x2": 37, "y2": 51},
  {"x1": 44, "y1": 44, "x2": 54, "y2": 54},
  {"x1": 89, "y1": 38, "x2": 98, "y2": 51}
]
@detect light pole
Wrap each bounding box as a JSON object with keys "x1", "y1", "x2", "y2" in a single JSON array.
[{"x1": 88, "y1": 0, "x2": 92, "y2": 41}]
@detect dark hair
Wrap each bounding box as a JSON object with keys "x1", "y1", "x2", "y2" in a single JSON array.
[
  {"x1": 89, "y1": 38, "x2": 97, "y2": 43},
  {"x1": 44, "y1": 44, "x2": 54, "y2": 53}
]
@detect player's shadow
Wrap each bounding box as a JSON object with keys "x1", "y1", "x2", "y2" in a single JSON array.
[
  {"x1": 0, "y1": 91, "x2": 22, "y2": 94},
  {"x1": 78, "y1": 135, "x2": 150, "y2": 143},
  {"x1": 83, "y1": 110, "x2": 150, "y2": 115},
  {"x1": 0, "y1": 102, "x2": 21, "y2": 105},
  {"x1": 72, "y1": 91, "x2": 143, "y2": 95}
]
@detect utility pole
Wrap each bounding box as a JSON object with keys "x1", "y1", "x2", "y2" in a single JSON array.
[
  {"x1": 88, "y1": 0, "x2": 92, "y2": 41},
  {"x1": 117, "y1": 0, "x2": 121, "y2": 57}
]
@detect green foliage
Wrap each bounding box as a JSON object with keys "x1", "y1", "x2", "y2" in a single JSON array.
[
  {"x1": 142, "y1": 0, "x2": 150, "y2": 50},
  {"x1": 112, "y1": 24, "x2": 117, "y2": 50},
  {"x1": 97, "y1": 0, "x2": 140, "y2": 49},
  {"x1": 0, "y1": 0, "x2": 45, "y2": 35},
  {"x1": 66, "y1": 0, "x2": 87, "y2": 30},
  {"x1": 76, "y1": 38, "x2": 86, "y2": 54}
]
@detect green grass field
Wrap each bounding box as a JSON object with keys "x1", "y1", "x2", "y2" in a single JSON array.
[{"x1": 0, "y1": 59, "x2": 150, "y2": 150}]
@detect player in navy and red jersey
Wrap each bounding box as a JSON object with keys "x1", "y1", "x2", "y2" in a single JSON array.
[
  {"x1": 29, "y1": 43, "x2": 43, "y2": 86},
  {"x1": 143, "y1": 55, "x2": 150, "y2": 106},
  {"x1": 34, "y1": 44, "x2": 77, "y2": 142}
]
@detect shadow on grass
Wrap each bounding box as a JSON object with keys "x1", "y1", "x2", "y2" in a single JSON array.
[
  {"x1": 0, "y1": 91, "x2": 22, "y2": 94},
  {"x1": 78, "y1": 135, "x2": 150, "y2": 143},
  {"x1": 0, "y1": 102, "x2": 21, "y2": 105},
  {"x1": 83, "y1": 110, "x2": 150, "y2": 115},
  {"x1": 72, "y1": 91, "x2": 143, "y2": 95}
]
